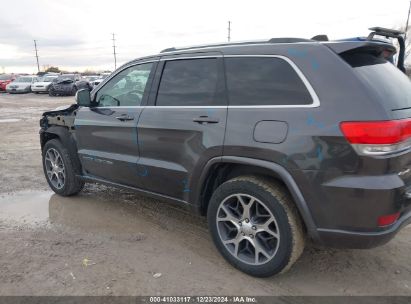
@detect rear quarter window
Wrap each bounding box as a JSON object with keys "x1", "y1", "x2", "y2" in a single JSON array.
[{"x1": 224, "y1": 57, "x2": 313, "y2": 106}]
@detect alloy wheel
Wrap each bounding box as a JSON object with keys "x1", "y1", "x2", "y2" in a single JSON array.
[
  {"x1": 44, "y1": 148, "x2": 66, "y2": 189},
  {"x1": 216, "y1": 193, "x2": 280, "y2": 265}
]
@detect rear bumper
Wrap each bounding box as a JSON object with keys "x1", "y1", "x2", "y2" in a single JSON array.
[
  {"x1": 316, "y1": 210, "x2": 411, "y2": 249},
  {"x1": 298, "y1": 170, "x2": 411, "y2": 248}
]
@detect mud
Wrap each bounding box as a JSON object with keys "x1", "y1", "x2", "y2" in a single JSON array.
[{"x1": 1, "y1": 93, "x2": 411, "y2": 296}]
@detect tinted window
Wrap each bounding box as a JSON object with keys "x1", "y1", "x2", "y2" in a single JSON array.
[
  {"x1": 0, "y1": 74, "x2": 12, "y2": 80},
  {"x1": 341, "y1": 53, "x2": 411, "y2": 111},
  {"x1": 225, "y1": 57, "x2": 313, "y2": 106},
  {"x1": 15, "y1": 77, "x2": 33, "y2": 83},
  {"x1": 96, "y1": 63, "x2": 153, "y2": 107},
  {"x1": 156, "y1": 58, "x2": 220, "y2": 106}
]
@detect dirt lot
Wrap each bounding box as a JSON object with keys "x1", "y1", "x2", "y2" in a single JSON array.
[{"x1": 0, "y1": 92, "x2": 411, "y2": 296}]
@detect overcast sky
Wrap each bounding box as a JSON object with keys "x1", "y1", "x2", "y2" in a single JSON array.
[{"x1": 0, "y1": 0, "x2": 410, "y2": 73}]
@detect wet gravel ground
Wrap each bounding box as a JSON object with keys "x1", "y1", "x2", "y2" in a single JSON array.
[{"x1": 0, "y1": 93, "x2": 411, "y2": 296}]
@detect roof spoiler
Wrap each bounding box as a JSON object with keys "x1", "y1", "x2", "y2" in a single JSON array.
[
  {"x1": 311, "y1": 35, "x2": 329, "y2": 41},
  {"x1": 324, "y1": 40, "x2": 397, "y2": 55},
  {"x1": 367, "y1": 27, "x2": 406, "y2": 73}
]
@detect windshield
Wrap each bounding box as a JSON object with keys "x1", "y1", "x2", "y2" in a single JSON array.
[
  {"x1": 56, "y1": 75, "x2": 75, "y2": 81},
  {"x1": 0, "y1": 74, "x2": 12, "y2": 80},
  {"x1": 15, "y1": 77, "x2": 33, "y2": 83},
  {"x1": 87, "y1": 76, "x2": 99, "y2": 81},
  {"x1": 342, "y1": 53, "x2": 411, "y2": 111}
]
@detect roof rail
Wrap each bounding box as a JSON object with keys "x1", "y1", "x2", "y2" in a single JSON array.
[
  {"x1": 160, "y1": 37, "x2": 314, "y2": 53},
  {"x1": 267, "y1": 38, "x2": 312, "y2": 43}
]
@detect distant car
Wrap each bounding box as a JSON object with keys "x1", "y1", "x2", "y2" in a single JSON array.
[
  {"x1": 90, "y1": 74, "x2": 111, "y2": 89},
  {"x1": 49, "y1": 74, "x2": 81, "y2": 96},
  {"x1": 6, "y1": 75, "x2": 38, "y2": 93},
  {"x1": 31, "y1": 75, "x2": 59, "y2": 93},
  {"x1": 84, "y1": 76, "x2": 100, "y2": 89},
  {"x1": 91, "y1": 78, "x2": 104, "y2": 88},
  {"x1": 0, "y1": 74, "x2": 17, "y2": 92}
]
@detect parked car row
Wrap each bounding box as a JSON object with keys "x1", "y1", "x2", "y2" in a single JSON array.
[{"x1": 0, "y1": 73, "x2": 109, "y2": 96}]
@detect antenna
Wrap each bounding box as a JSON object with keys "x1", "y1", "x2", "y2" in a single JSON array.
[
  {"x1": 34, "y1": 40, "x2": 40, "y2": 73},
  {"x1": 405, "y1": 0, "x2": 411, "y2": 42},
  {"x1": 112, "y1": 33, "x2": 117, "y2": 70},
  {"x1": 227, "y1": 21, "x2": 231, "y2": 42}
]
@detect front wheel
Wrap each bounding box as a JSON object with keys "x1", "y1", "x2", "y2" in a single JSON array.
[
  {"x1": 42, "y1": 139, "x2": 84, "y2": 196},
  {"x1": 207, "y1": 176, "x2": 305, "y2": 277}
]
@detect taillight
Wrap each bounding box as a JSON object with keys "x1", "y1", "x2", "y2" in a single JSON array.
[{"x1": 340, "y1": 118, "x2": 411, "y2": 156}]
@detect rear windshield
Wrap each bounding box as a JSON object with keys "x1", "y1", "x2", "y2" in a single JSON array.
[
  {"x1": 0, "y1": 74, "x2": 12, "y2": 80},
  {"x1": 15, "y1": 77, "x2": 33, "y2": 82},
  {"x1": 341, "y1": 53, "x2": 411, "y2": 111}
]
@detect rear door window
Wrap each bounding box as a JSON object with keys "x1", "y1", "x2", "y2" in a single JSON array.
[
  {"x1": 224, "y1": 57, "x2": 313, "y2": 106},
  {"x1": 341, "y1": 53, "x2": 411, "y2": 111},
  {"x1": 156, "y1": 58, "x2": 223, "y2": 106}
]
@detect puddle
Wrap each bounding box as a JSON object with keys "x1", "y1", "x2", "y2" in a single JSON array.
[
  {"x1": 0, "y1": 118, "x2": 21, "y2": 123},
  {"x1": 0, "y1": 191, "x2": 52, "y2": 224},
  {"x1": 0, "y1": 190, "x2": 207, "y2": 235}
]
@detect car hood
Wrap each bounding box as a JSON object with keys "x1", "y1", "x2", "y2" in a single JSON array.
[{"x1": 53, "y1": 105, "x2": 74, "y2": 111}]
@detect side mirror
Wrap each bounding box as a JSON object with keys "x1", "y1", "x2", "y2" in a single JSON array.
[{"x1": 75, "y1": 89, "x2": 92, "y2": 107}]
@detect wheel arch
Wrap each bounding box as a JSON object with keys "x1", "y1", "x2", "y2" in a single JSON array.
[
  {"x1": 41, "y1": 126, "x2": 83, "y2": 175},
  {"x1": 196, "y1": 156, "x2": 319, "y2": 241}
]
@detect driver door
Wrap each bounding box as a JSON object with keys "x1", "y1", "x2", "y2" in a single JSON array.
[{"x1": 75, "y1": 60, "x2": 157, "y2": 187}]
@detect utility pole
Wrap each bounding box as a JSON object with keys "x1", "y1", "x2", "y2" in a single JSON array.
[
  {"x1": 112, "y1": 33, "x2": 117, "y2": 70},
  {"x1": 405, "y1": 0, "x2": 411, "y2": 42},
  {"x1": 227, "y1": 21, "x2": 231, "y2": 42},
  {"x1": 33, "y1": 40, "x2": 40, "y2": 73}
]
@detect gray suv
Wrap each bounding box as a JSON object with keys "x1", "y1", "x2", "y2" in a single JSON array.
[{"x1": 39, "y1": 38, "x2": 411, "y2": 277}]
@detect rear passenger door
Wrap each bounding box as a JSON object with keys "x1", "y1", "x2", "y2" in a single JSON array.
[{"x1": 137, "y1": 54, "x2": 227, "y2": 200}]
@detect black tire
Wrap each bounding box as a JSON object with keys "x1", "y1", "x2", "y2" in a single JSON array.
[
  {"x1": 42, "y1": 139, "x2": 84, "y2": 196},
  {"x1": 49, "y1": 89, "x2": 55, "y2": 96},
  {"x1": 207, "y1": 175, "x2": 305, "y2": 277}
]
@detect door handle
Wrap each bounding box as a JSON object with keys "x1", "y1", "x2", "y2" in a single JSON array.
[
  {"x1": 193, "y1": 116, "x2": 219, "y2": 124},
  {"x1": 116, "y1": 114, "x2": 134, "y2": 121}
]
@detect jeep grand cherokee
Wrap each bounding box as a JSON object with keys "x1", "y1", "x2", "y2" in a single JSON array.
[{"x1": 39, "y1": 37, "x2": 411, "y2": 277}]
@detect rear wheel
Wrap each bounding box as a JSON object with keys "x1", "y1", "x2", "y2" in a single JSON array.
[
  {"x1": 48, "y1": 89, "x2": 55, "y2": 96},
  {"x1": 42, "y1": 139, "x2": 84, "y2": 196},
  {"x1": 207, "y1": 176, "x2": 305, "y2": 277}
]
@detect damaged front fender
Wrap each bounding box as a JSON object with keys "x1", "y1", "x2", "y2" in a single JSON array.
[{"x1": 40, "y1": 104, "x2": 79, "y2": 130}]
